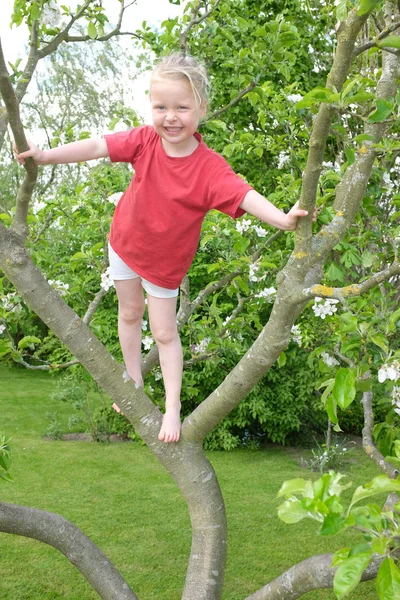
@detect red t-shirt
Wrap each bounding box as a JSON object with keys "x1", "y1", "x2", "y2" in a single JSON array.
[{"x1": 105, "y1": 126, "x2": 253, "y2": 289}]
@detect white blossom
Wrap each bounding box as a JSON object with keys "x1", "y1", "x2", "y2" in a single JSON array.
[
  {"x1": 192, "y1": 337, "x2": 211, "y2": 354},
  {"x1": 254, "y1": 225, "x2": 267, "y2": 237},
  {"x1": 379, "y1": 363, "x2": 400, "y2": 384},
  {"x1": 41, "y1": 1, "x2": 62, "y2": 28},
  {"x1": 142, "y1": 336, "x2": 154, "y2": 350},
  {"x1": 100, "y1": 267, "x2": 114, "y2": 292},
  {"x1": 48, "y1": 279, "x2": 69, "y2": 296},
  {"x1": 249, "y1": 263, "x2": 259, "y2": 282},
  {"x1": 236, "y1": 218, "x2": 252, "y2": 234},
  {"x1": 382, "y1": 172, "x2": 394, "y2": 190},
  {"x1": 312, "y1": 297, "x2": 339, "y2": 319},
  {"x1": 32, "y1": 200, "x2": 46, "y2": 214},
  {"x1": 222, "y1": 315, "x2": 232, "y2": 327},
  {"x1": 291, "y1": 325, "x2": 302, "y2": 345},
  {"x1": 277, "y1": 151, "x2": 290, "y2": 169},
  {"x1": 391, "y1": 386, "x2": 400, "y2": 405},
  {"x1": 255, "y1": 286, "x2": 277, "y2": 300},
  {"x1": 0, "y1": 324, "x2": 6, "y2": 334},
  {"x1": 108, "y1": 192, "x2": 123, "y2": 206},
  {"x1": 287, "y1": 93, "x2": 303, "y2": 103},
  {"x1": 321, "y1": 352, "x2": 339, "y2": 367},
  {"x1": 141, "y1": 319, "x2": 148, "y2": 331},
  {"x1": 154, "y1": 369, "x2": 162, "y2": 381}
]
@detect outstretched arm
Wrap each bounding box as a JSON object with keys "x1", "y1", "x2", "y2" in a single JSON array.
[
  {"x1": 240, "y1": 189, "x2": 313, "y2": 231},
  {"x1": 15, "y1": 137, "x2": 109, "y2": 166}
]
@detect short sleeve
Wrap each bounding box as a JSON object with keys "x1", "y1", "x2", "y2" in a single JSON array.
[
  {"x1": 207, "y1": 155, "x2": 253, "y2": 219},
  {"x1": 104, "y1": 126, "x2": 153, "y2": 164}
]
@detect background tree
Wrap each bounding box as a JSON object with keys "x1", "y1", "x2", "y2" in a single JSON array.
[{"x1": 1, "y1": 1, "x2": 400, "y2": 599}]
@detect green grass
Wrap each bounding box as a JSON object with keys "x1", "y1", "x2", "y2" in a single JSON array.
[{"x1": 0, "y1": 365, "x2": 380, "y2": 599}]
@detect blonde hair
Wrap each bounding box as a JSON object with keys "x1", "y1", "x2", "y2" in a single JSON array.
[{"x1": 150, "y1": 53, "x2": 209, "y2": 107}]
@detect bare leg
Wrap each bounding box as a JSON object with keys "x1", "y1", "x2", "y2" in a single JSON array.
[
  {"x1": 114, "y1": 279, "x2": 145, "y2": 387},
  {"x1": 147, "y1": 294, "x2": 182, "y2": 443}
]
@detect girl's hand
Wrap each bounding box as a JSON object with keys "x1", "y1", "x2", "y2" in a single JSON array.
[
  {"x1": 285, "y1": 201, "x2": 317, "y2": 230},
  {"x1": 14, "y1": 140, "x2": 44, "y2": 165}
]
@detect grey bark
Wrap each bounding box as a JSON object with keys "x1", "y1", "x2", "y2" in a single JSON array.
[
  {"x1": 244, "y1": 553, "x2": 383, "y2": 600},
  {"x1": 0, "y1": 502, "x2": 140, "y2": 600}
]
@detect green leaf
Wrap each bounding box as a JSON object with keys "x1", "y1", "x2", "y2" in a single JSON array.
[
  {"x1": 369, "y1": 335, "x2": 389, "y2": 355},
  {"x1": 18, "y1": 336, "x2": 41, "y2": 350},
  {"x1": 277, "y1": 499, "x2": 310, "y2": 524},
  {"x1": 326, "y1": 394, "x2": 338, "y2": 425},
  {"x1": 332, "y1": 547, "x2": 351, "y2": 567},
  {"x1": 350, "y1": 92, "x2": 375, "y2": 104},
  {"x1": 389, "y1": 307, "x2": 400, "y2": 328},
  {"x1": 361, "y1": 251, "x2": 375, "y2": 268},
  {"x1": 367, "y1": 99, "x2": 393, "y2": 123},
  {"x1": 88, "y1": 22, "x2": 98, "y2": 39},
  {"x1": 321, "y1": 380, "x2": 335, "y2": 405},
  {"x1": 350, "y1": 475, "x2": 400, "y2": 512},
  {"x1": 336, "y1": 0, "x2": 347, "y2": 21},
  {"x1": 332, "y1": 368, "x2": 356, "y2": 410},
  {"x1": 371, "y1": 536, "x2": 388, "y2": 555},
  {"x1": 333, "y1": 551, "x2": 373, "y2": 599},
  {"x1": 376, "y1": 557, "x2": 400, "y2": 600},
  {"x1": 326, "y1": 262, "x2": 345, "y2": 283},
  {"x1": 320, "y1": 513, "x2": 346, "y2": 536},
  {"x1": 277, "y1": 352, "x2": 286, "y2": 367},
  {"x1": 356, "y1": 379, "x2": 372, "y2": 392},
  {"x1": 278, "y1": 478, "x2": 308, "y2": 497},
  {"x1": 378, "y1": 35, "x2": 400, "y2": 49},
  {"x1": 357, "y1": 0, "x2": 384, "y2": 17}
]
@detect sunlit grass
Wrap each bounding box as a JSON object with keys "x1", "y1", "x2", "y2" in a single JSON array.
[{"x1": 1, "y1": 366, "x2": 380, "y2": 599}]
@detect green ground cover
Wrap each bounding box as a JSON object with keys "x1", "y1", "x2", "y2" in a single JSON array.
[{"x1": 0, "y1": 365, "x2": 381, "y2": 599}]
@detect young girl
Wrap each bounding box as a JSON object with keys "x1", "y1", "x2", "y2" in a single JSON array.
[{"x1": 15, "y1": 53, "x2": 311, "y2": 444}]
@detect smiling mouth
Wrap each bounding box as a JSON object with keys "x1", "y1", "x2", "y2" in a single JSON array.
[{"x1": 164, "y1": 127, "x2": 183, "y2": 132}]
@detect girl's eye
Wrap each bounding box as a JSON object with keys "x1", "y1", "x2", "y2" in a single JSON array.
[
  {"x1": 156, "y1": 106, "x2": 165, "y2": 110},
  {"x1": 178, "y1": 106, "x2": 188, "y2": 110}
]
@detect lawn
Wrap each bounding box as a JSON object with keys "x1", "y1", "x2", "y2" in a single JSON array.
[{"x1": 0, "y1": 365, "x2": 381, "y2": 599}]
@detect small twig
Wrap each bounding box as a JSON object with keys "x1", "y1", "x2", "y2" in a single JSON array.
[
  {"x1": 353, "y1": 20, "x2": 400, "y2": 57},
  {"x1": 203, "y1": 72, "x2": 265, "y2": 123},
  {"x1": 180, "y1": 0, "x2": 222, "y2": 52}
]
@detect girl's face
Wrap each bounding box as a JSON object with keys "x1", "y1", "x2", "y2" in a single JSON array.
[{"x1": 150, "y1": 77, "x2": 206, "y2": 156}]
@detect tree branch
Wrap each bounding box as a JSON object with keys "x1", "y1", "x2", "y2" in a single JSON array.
[
  {"x1": 301, "y1": 261, "x2": 400, "y2": 302},
  {"x1": 362, "y1": 390, "x2": 399, "y2": 478},
  {"x1": 203, "y1": 73, "x2": 265, "y2": 123},
  {"x1": 309, "y1": 49, "x2": 400, "y2": 267},
  {"x1": 293, "y1": 9, "x2": 372, "y2": 262},
  {"x1": 180, "y1": 0, "x2": 222, "y2": 53},
  {"x1": 38, "y1": 0, "x2": 141, "y2": 59},
  {"x1": 353, "y1": 20, "x2": 400, "y2": 57},
  {"x1": 0, "y1": 40, "x2": 38, "y2": 238},
  {"x1": 0, "y1": 502, "x2": 139, "y2": 600},
  {"x1": 244, "y1": 552, "x2": 383, "y2": 600}
]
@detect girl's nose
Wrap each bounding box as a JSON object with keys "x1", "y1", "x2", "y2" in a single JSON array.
[{"x1": 166, "y1": 111, "x2": 177, "y2": 122}]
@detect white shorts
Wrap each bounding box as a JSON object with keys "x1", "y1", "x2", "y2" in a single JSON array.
[{"x1": 108, "y1": 244, "x2": 179, "y2": 299}]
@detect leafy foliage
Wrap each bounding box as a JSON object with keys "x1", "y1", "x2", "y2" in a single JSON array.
[{"x1": 278, "y1": 471, "x2": 400, "y2": 599}]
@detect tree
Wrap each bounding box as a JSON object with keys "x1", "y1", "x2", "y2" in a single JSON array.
[{"x1": 1, "y1": 1, "x2": 400, "y2": 599}]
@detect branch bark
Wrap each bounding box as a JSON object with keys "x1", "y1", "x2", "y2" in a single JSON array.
[
  {"x1": 244, "y1": 552, "x2": 383, "y2": 600},
  {"x1": 0, "y1": 40, "x2": 38, "y2": 237},
  {"x1": 294, "y1": 9, "x2": 372, "y2": 260},
  {"x1": 362, "y1": 390, "x2": 399, "y2": 478},
  {"x1": 0, "y1": 502, "x2": 140, "y2": 600}
]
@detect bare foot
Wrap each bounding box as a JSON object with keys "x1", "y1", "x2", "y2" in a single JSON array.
[{"x1": 158, "y1": 405, "x2": 181, "y2": 443}]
